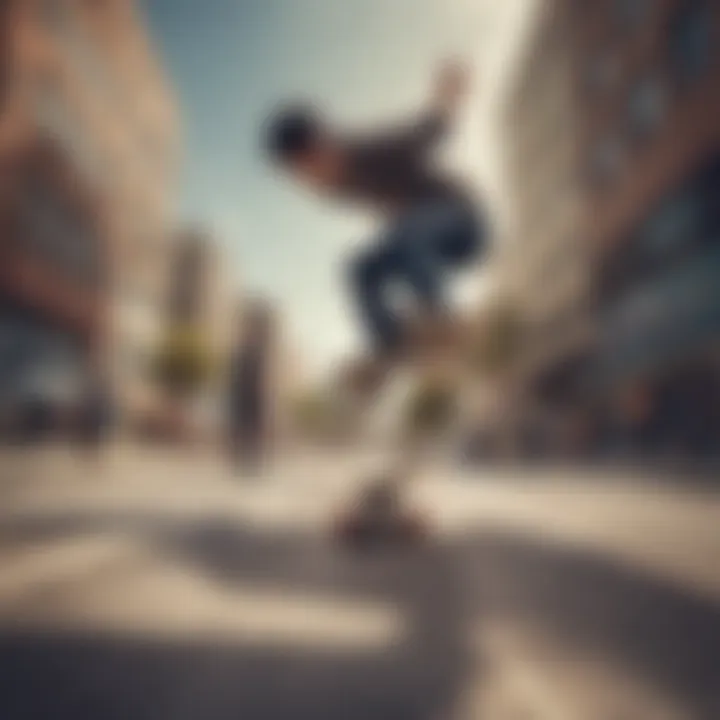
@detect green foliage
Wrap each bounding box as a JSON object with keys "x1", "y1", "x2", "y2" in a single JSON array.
[
  {"x1": 292, "y1": 390, "x2": 328, "y2": 430},
  {"x1": 151, "y1": 326, "x2": 216, "y2": 398},
  {"x1": 403, "y1": 379, "x2": 457, "y2": 438},
  {"x1": 470, "y1": 302, "x2": 525, "y2": 377},
  {"x1": 292, "y1": 388, "x2": 345, "y2": 438}
]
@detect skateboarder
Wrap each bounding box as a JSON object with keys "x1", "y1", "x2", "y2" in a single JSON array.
[{"x1": 264, "y1": 61, "x2": 488, "y2": 395}]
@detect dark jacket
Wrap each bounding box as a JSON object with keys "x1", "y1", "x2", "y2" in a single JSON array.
[{"x1": 337, "y1": 111, "x2": 468, "y2": 212}]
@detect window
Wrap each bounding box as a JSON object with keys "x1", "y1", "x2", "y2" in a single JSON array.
[
  {"x1": 0, "y1": 317, "x2": 83, "y2": 403},
  {"x1": 670, "y1": 2, "x2": 713, "y2": 84},
  {"x1": 599, "y1": 153, "x2": 720, "y2": 303},
  {"x1": 615, "y1": 0, "x2": 651, "y2": 31},
  {"x1": 588, "y1": 135, "x2": 625, "y2": 190},
  {"x1": 627, "y1": 76, "x2": 667, "y2": 143},
  {"x1": 20, "y1": 177, "x2": 101, "y2": 286},
  {"x1": 639, "y1": 190, "x2": 704, "y2": 259}
]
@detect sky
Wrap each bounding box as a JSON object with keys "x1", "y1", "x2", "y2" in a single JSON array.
[{"x1": 141, "y1": 0, "x2": 534, "y2": 377}]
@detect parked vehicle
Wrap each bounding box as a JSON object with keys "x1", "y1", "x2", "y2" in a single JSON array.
[{"x1": 0, "y1": 358, "x2": 85, "y2": 444}]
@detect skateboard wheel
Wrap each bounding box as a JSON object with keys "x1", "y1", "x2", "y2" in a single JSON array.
[{"x1": 332, "y1": 508, "x2": 429, "y2": 549}]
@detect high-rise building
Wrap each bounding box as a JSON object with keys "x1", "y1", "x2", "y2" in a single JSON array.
[
  {"x1": 571, "y1": 0, "x2": 720, "y2": 456},
  {"x1": 0, "y1": 0, "x2": 180, "y2": 423}
]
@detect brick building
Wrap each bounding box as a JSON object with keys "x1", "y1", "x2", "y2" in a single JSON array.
[
  {"x1": 0, "y1": 1, "x2": 107, "y2": 409},
  {"x1": 571, "y1": 0, "x2": 720, "y2": 457},
  {"x1": 496, "y1": 0, "x2": 720, "y2": 459},
  {"x1": 0, "y1": 0, "x2": 180, "y2": 423}
]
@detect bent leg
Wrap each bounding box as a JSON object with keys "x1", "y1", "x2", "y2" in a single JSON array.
[
  {"x1": 387, "y1": 199, "x2": 484, "y2": 313},
  {"x1": 346, "y1": 200, "x2": 486, "y2": 357},
  {"x1": 347, "y1": 245, "x2": 402, "y2": 354}
]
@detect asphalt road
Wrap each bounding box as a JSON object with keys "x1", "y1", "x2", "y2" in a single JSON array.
[{"x1": 0, "y1": 447, "x2": 718, "y2": 719}]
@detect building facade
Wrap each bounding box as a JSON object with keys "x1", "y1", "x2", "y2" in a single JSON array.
[
  {"x1": 499, "y1": 0, "x2": 592, "y2": 456},
  {"x1": 1, "y1": 0, "x2": 108, "y2": 413},
  {"x1": 0, "y1": 0, "x2": 180, "y2": 425},
  {"x1": 571, "y1": 0, "x2": 720, "y2": 459}
]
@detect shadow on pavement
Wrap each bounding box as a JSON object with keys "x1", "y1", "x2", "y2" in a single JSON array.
[
  {"x1": 0, "y1": 509, "x2": 718, "y2": 717},
  {"x1": 455, "y1": 531, "x2": 720, "y2": 718},
  {"x1": 0, "y1": 511, "x2": 472, "y2": 720}
]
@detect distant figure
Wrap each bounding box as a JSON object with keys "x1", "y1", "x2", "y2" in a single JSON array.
[
  {"x1": 76, "y1": 366, "x2": 114, "y2": 459},
  {"x1": 228, "y1": 303, "x2": 272, "y2": 474}
]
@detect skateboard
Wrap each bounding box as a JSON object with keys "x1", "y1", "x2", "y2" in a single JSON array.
[
  {"x1": 332, "y1": 473, "x2": 430, "y2": 548},
  {"x1": 331, "y1": 315, "x2": 470, "y2": 549}
]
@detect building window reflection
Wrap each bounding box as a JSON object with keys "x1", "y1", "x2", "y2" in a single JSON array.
[
  {"x1": 20, "y1": 177, "x2": 101, "y2": 286},
  {"x1": 599, "y1": 153, "x2": 720, "y2": 304},
  {"x1": 670, "y1": 1, "x2": 713, "y2": 85},
  {"x1": 639, "y1": 190, "x2": 704, "y2": 259},
  {"x1": 0, "y1": 311, "x2": 84, "y2": 403}
]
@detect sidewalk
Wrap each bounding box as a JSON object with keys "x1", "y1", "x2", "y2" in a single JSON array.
[
  {"x1": 3, "y1": 443, "x2": 719, "y2": 605},
  {"x1": 418, "y1": 462, "x2": 720, "y2": 603},
  {"x1": 0, "y1": 444, "x2": 716, "y2": 720}
]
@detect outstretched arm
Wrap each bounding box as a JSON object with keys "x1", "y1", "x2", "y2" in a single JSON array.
[{"x1": 359, "y1": 61, "x2": 471, "y2": 156}]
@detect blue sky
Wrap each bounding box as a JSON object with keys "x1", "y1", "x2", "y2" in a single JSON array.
[{"x1": 141, "y1": 0, "x2": 523, "y2": 374}]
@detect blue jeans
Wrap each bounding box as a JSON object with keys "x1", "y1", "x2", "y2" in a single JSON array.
[{"x1": 347, "y1": 199, "x2": 485, "y2": 354}]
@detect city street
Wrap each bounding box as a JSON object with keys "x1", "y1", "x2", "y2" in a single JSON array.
[
  {"x1": 2, "y1": 0, "x2": 720, "y2": 718},
  {"x1": 0, "y1": 447, "x2": 718, "y2": 719}
]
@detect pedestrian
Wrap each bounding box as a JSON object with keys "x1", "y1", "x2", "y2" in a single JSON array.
[{"x1": 227, "y1": 302, "x2": 272, "y2": 475}]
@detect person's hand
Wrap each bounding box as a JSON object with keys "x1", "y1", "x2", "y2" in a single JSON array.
[{"x1": 434, "y1": 61, "x2": 470, "y2": 116}]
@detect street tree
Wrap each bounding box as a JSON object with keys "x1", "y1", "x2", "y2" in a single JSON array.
[
  {"x1": 151, "y1": 326, "x2": 216, "y2": 400},
  {"x1": 402, "y1": 376, "x2": 458, "y2": 441},
  {"x1": 468, "y1": 300, "x2": 525, "y2": 379}
]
